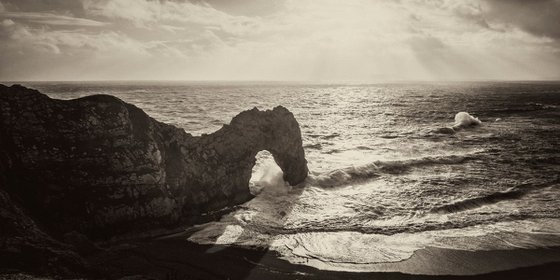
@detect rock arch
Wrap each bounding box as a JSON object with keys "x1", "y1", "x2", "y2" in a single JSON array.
[{"x1": 0, "y1": 84, "x2": 308, "y2": 241}]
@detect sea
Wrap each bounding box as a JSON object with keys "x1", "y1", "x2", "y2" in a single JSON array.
[{"x1": 19, "y1": 81, "x2": 560, "y2": 272}]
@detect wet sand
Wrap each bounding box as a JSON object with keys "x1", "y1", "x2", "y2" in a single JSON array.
[{"x1": 87, "y1": 236, "x2": 560, "y2": 280}]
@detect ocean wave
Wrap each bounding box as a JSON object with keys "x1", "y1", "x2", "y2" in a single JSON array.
[
  {"x1": 356, "y1": 146, "x2": 375, "y2": 150},
  {"x1": 430, "y1": 178, "x2": 560, "y2": 214},
  {"x1": 308, "y1": 133, "x2": 341, "y2": 139},
  {"x1": 304, "y1": 143, "x2": 322, "y2": 150},
  {"x1": 430, "y1": 112, "x2": 482, "y2": 135},
  {"x1": 430, "y1": 188, "x2": 526, "y2": 214},
  {"x1": 486, "y1": 103, "x2": 558, "y2": 114},
  {"x1": 269, "y1": 218, "x2": 560, "y2": 272},
  {"x1": 453, "y1": 112, "x2": 482, "y2": 128},
  {"x1": 324, "y1": 149, "x2": 342, "y2": 154},
  {"x1": 379, "y1": 134, "x2": 399, "y2": 139},
  {"x1": 525, "y1": 102, "x2": 559, "y2": 110},
  {"x1": 307, "y1": 154, "x2": 474, "y2": 188}
]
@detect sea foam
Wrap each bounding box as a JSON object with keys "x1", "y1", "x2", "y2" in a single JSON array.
[
  {"x1": 249, "y1": 150, "x2": 290, "y2": 195},
  {"x1": 453, "y1": 112, "x2": 481, "y2": 129}
]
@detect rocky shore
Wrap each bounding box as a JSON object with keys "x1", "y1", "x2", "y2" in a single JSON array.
[{"x1": 0, "y1": 84, "x2": 308, "y2": 277}]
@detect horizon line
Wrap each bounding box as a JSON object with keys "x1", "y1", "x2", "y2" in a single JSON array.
[{"x1": 3, "y1": 79, "x2": 560, "y2": 85}]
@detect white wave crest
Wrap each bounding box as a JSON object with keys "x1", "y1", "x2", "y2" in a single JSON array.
[
  {"x1": 307, "y1": 153, "x2": 475, "y2": 188},
  {"x1": 453, "y1": 112, "x2": 481, "y2": 129}
]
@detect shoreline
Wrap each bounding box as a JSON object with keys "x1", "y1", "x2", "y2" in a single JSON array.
[{"x1": 80, "y1": 235, "x2": 560, "y2": 280}]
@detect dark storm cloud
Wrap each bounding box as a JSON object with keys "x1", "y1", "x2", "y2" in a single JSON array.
[{"x1": 484, "y1": 0, "x2": 560, "y2": 39}]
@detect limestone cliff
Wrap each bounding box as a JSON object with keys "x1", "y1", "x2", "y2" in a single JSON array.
[{"x1": 0, "y1": 84, "x2": 308, "y2": 275}]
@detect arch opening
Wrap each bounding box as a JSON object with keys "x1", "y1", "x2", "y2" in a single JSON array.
[{"x1": 249, "y1": 150, "x2": 290, "y2": 196}]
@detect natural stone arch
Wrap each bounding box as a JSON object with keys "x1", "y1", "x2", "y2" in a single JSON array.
[
  {"x1": 181, "y1": 106, "x2": 309, "y2": 213},
  {"x1": 0, "y1": 85, "x2": 309, "y2": 240}
]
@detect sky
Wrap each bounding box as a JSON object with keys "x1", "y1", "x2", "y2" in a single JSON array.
[{"x1": 1, "y1": 0, "x2": 560, "y2": 81}]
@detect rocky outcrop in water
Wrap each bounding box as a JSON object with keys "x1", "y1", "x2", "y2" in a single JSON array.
[{"x1": 0, "y1": 84, "x2": 308, "y2": 276}]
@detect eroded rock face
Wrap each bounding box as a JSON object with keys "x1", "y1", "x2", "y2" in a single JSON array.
[
  {"x1": 0, "y1": 84, "x2": 308, "y2": 274},
  {"x1": 0, "y1": 127, "x2": 86, "y2": 276}
]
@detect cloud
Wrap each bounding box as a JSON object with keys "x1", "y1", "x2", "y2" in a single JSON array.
[
  {"x1": 0, "y1": 0, "x2": 87, "y2": 16},
  {"x1": 0, "y1": 19, "x2": 158, "y2": 80},
  {"x1": 82, "y1": 0, "x2": 261, "y2": 35},
  {"x1": 201, "y1": 0, "x2": 285, "y2": 16},
  {"x1": 0, "y1": 0, "x2": 559, "y2": 81},
  {"x1": 0, "y1": 21, "x2": 141, "y2": 55},
  {"x1": 0, "y1": 11, "x2": 107, "y2": 26},
  {"x1": 483, "y1": 0, "x2": 560, "y2": 40},
  {"x1": 1, "y1": 18, "x2": 14, "y2": 26}
]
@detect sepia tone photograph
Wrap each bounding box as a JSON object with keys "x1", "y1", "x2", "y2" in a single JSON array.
[{"x1": 1, "y1": 0, "x2": 560, "y2": 279}]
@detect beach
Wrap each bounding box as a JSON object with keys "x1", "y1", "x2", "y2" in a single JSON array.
[{"x1": 84, "y1": 235, "x2": 560, "y2": 280}]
